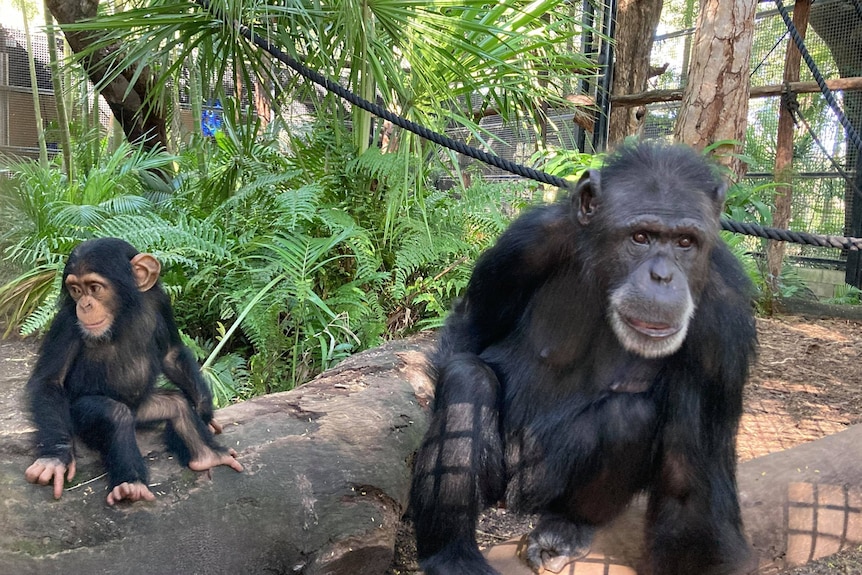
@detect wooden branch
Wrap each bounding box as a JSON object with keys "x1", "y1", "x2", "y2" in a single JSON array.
[{"x1": 611, "y1": 76, "x2": 862, "y2": 107}]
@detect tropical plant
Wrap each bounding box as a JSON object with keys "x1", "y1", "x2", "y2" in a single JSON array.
[
  {"x1": 826, "y1": 284, "x2": 862, "y2": 306},
  {"x1": 0, "y1": 0, "x2": 617, "y2": 403},
  {"x1": 61, "y1": 0, "x2": 595, "y2": 175},
  {"x1": 0, "y1": 136, "x2": 178, "y2": 331}
]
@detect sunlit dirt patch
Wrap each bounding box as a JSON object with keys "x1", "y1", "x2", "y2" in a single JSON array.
[{"x1": 737, "y1": 317, "x2": 862, "y2": 462}]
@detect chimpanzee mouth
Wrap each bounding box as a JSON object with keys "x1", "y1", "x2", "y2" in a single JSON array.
[
  {"x1": 81, "y1": 318, "x2": 109, "y2": 333},
  {"x1": 623, "y1": 316, "x2": 681, "y2": 338}
]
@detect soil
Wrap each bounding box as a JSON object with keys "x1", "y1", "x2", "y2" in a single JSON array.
[{"x1": 3, "y1": 315, "x2": 862, "y2": 574}]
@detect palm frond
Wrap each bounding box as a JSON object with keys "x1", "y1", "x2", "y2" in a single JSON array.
[{"x1": 0, "y1": 265, "x2": 60, "y2": 337}]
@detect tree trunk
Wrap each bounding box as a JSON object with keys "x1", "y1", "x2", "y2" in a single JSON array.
[
  {"x1": 45, "y1": 0, "x2": 167, "y2": 151},
  {"x1": 673, "y1": 0, "x2": 757, "y2": 179},
  {"x1": 0, "y1": 337, "x2": 432, "y2": 575},
  {"x1": 766, "y1": 0, "x2": 812, "y2": 295},
  {"x1": 607, "y1": 0, "x2": 664, "y2": 146}
]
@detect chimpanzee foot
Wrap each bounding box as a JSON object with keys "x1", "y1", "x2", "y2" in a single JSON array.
[
  {"x1": 188, "y1": 447, "x2": 243, "y2": 473},
  {"x1": 421, "y1": 539, "x2": 502, "y2": 575},
  {"x1": 106, "y1": 481, "x2": 156, "y2": 505},
  {"x1": 522, "y1": 515, "x2": 594, "y2": 574}
]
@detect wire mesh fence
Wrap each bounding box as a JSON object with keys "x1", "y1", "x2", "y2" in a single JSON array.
[
  {"x1": 650, "y1": 0, "x2": 860, "y2": 265},
  {"x1": 0, "y1": 26, "x2": 61, "y2": 160}
]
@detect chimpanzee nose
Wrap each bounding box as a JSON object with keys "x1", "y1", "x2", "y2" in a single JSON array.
[{"x1": 650, "y1": 258, "x2": 673, "y2": 284}]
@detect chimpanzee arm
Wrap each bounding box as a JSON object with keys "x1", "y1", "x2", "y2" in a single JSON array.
[
  {"x1": 161, "y1": 344, "x2": 215, "y2": 424},
  {"x1": 151, "y1": 294, "x2": 216, "y2": 424},
  {"x1": 446, "y1": 202, "x2": 576, "y2": 355},
  {"x1": 645, "y1": 249, "x2": 756, "y2": 574},
  {"x1": 26, "y1": 311, "x2": 80, "y2": 465},
  {"x1": 24, "y1": 311, "x2": 81, "y2": 499}
]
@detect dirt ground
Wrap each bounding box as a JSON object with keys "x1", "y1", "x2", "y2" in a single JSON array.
[{"x1": 4, "y1": 314, "x2": 862, "y2": 574}]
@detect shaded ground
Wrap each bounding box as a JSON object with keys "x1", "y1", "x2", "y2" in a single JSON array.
[
  {"x1": 3, "y1": 315, "x2": 862, "y2": 573},
  {"x1": 387, "y1": 315, "x2": 862, "y2": 575}
]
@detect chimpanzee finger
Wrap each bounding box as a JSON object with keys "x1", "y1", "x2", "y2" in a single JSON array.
[
  {"x1": 209, "y1": 419, "x2": 224, "y2": 434},
  {"x1": 37, "y1": 465, "x2": 57, "y2": 486},
  {"x1": 227, "y1": 455, "x2": 243, "y2": 473},
  {"x1": 24, "y1": 461, "x2": 46, "y2": 484},
  {"x1": 53, "y1": 468, "x2": 65, "y2": 499}
]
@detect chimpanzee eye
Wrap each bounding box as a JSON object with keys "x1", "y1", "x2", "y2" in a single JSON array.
[
  {"x1": 89, "y1": 284, "x2": 103, "y2": 296},
  {"x1": 632, "y1": 231, "x2": 649, "y2": 245},
  {"x1": 68, "y1": 285, "x2": 82, "y2": 299},
  {"x1": 677, "y1": 235, "x2": 695, "y2": 249}
]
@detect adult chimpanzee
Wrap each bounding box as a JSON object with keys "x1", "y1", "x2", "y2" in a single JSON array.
[
  {"x1": 410, "y1": 141, "x2": 757, "y2": 575},
  {"x1": 25, "y1": 238, "x2": 243, "y2": 505}
]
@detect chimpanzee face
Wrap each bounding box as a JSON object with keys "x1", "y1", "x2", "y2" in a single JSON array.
[
  {"x1": 62, "y1": 238, "x2": 162, "y2": 342},
  {"x1": 65, "y1": 273, "x2": 116, "y2": 340},
  {"x1": 573, "y1": 150, "x2": 725, "y2": 359},
  {"x1": 605, "y1": 215, "x2": 707, "y2": 358}
]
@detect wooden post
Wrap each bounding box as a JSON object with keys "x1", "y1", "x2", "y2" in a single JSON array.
[{"x1": 766, "y1": 0, "x2": 812, "y2": 294}]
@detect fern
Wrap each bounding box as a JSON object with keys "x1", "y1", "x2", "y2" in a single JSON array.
[
  {"x1": 202, "y1": 352, "x2": 251, "y2": 407},
  {"x1": 209, "y1": 169, "x2": 304, "y2": 219},
  {"x1": 391, "y1": 221, "x2": 470, "y2": 301},
  {"x1": 98, "y1": 213, "x2": 231, "y2": 263},
  {"x1": 17, "y1": 272, "x2": 62, "y2": 336},
  {"x1": 276, "y1": 184, "x2": 324, "y2": 229}
]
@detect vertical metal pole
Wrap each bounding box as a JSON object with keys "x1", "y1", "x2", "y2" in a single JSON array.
[
  {"x1": 592, "y1": 0, "x2": 618, "y2": 152},
  {"x1": 846, "y1": 147, "x2": 862, "y2": 286},
  {"x1": 577, "y1": 0, "x2": 596, "y2": 152}
]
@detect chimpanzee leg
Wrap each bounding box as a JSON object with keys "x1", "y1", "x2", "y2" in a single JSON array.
[
  {"x1": 71, "y1": 396, "x2": 148, "y2": 489},
  {"x1": 644, "y1": 449, "x2": 752, "y2": 575},
  {"x1": 136, "y1": 390, "x2": 240, "y2": 472},
  {"x1": 410, "y1": 353, "x2": 505, "y2": 575}
]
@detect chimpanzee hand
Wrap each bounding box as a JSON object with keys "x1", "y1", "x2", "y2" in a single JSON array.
[
  {"x1": 209, "y1": 418, "x2": 224, "y2": 434},
  {"x1": 523, "y1": 514, "x2": 594, "y2": 573},
  {"x1": 25, "y1": 457, "x2": 76, "y2": 500},
  {"x1": 106, "y1": 481, "x2": 156, "y2": 505}
]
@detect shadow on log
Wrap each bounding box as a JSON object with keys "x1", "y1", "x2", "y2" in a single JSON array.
[
  {"x1": 0, "y1": 337, "x2": 434, "y2": 575},
  {"x1": 486, "y1": 423, "x2": 862, "y2": 574}
]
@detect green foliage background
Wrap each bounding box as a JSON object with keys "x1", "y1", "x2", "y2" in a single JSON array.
[{"x1": 0, "y1": 0, "x2": 792, "y2": 404}]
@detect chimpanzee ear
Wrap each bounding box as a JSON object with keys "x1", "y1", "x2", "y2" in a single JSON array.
[
  {"x1": 130, "y1": 253, "x2": 161, "y2": 292},
  {"x1": 573, "y1": 169, "x2": 601, "y2": 225},
  {"x1": 712, "y1": 181, "x2": 728, "y2": 207}
]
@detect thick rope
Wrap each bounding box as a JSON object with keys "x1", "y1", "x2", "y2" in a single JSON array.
[
  {"x1": 720, "y1": 218, "x2": 862, "y2": 250},
  {"x1": 195, "y1": 0, "x2": 862, "y2": 251}
]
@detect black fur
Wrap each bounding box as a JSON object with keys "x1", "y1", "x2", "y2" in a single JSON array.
[
  {"x1": 410, "y1": 141, "x2": 757, "y2": 575},
  {"x1": 28, "y1": 238, "x2": 221, "y2": 492}
]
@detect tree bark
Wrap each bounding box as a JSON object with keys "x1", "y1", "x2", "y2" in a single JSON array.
[
  {"x1": 45, "y1": 0, "x2": 167, "y2": 151},
  {"x1": 673, "y1": 0, "x2": 757, "y2": 179},
  {"x1": 607, "y1": 0, "x2": 664, "y2": 147},
  {"x1": 766, "y1": 0, "x2": 812, "y2": 294}
]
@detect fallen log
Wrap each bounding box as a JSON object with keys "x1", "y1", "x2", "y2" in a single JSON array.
[{"x1": 0, "y1": 336, "x2": 433, "y2": 575}]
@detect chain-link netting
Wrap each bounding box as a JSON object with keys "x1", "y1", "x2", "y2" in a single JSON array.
[{"x1": 651, "y1": 0, "x2": 860, "y2": 264}]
